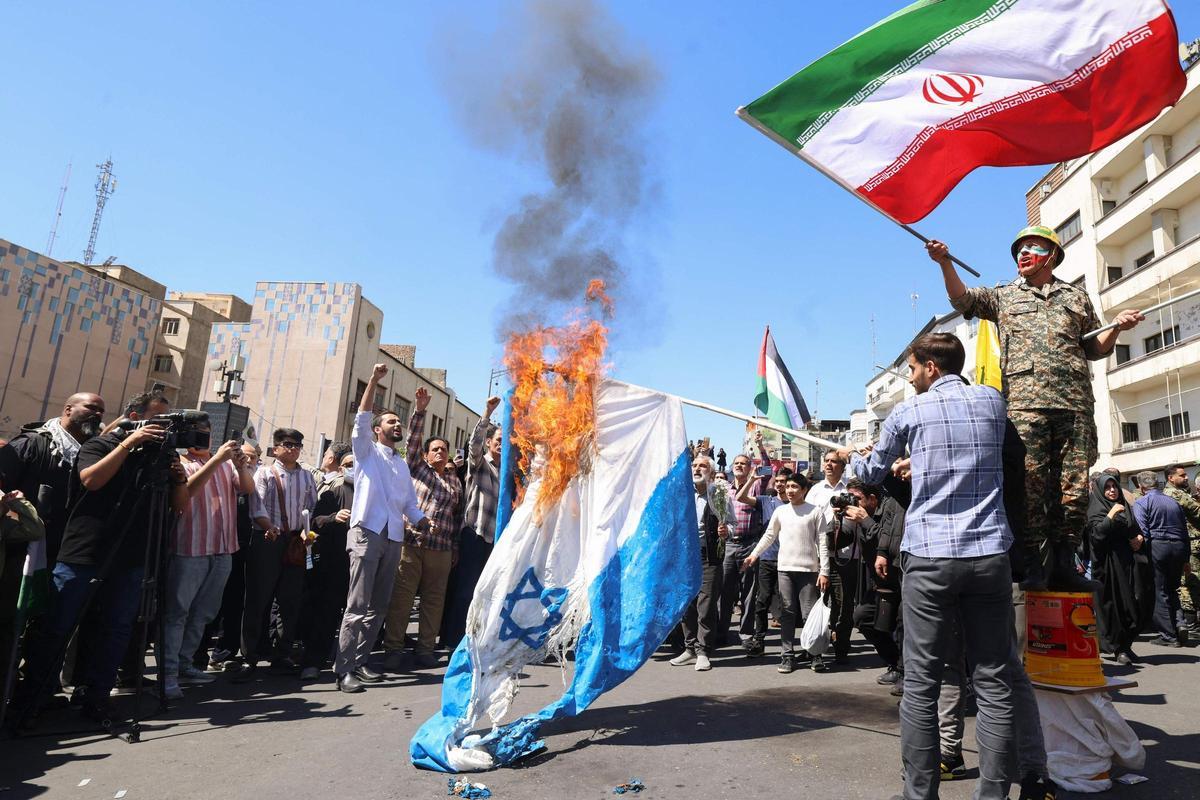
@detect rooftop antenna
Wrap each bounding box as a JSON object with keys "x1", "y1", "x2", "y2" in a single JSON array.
[
  {"x1": 82, "y1": 158, "x2": 116, "y2": 265},
  {"x1": 46, "y1": 161, "x2": 72, "y2": 256},
  {"x1": 910, "y1": 290, "x2": 920, "y2": 332}
]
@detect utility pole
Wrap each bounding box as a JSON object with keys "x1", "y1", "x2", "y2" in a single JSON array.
[
  {"x1": 46, "y1": 161, "x2": 71, "y2": 256},
  {"x1": 83, "y1": 159, "x2": 116, "y2": 265}
]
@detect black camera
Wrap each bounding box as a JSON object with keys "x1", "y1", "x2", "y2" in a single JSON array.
[
  {"x1": 116, "y1": 410, "x2": 211, "y2": 452},
  {"x1": 830, "y1": 492, "x2": 858, "y2": 511}
]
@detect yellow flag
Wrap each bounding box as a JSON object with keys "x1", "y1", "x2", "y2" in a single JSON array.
[{"x1": 975, "y1": 320, "x2": 1002, "y2": 390}]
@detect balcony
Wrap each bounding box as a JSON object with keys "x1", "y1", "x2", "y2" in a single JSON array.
[
  {"x1": 1107, "y1": 334, "x2": 1200, "y2": 393},
  {"x1": 1095, "y1": 142, "x2": 1200, "y2": 248},
  {"x1": 1101, "y1": 234, "x2": 1200, "y2": 313}
]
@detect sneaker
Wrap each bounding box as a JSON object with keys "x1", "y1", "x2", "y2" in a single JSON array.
[
  {"x1": 795, "y1": 650, "x2": 812, "y2": 666},
  {"x1": 694, "y1": 653, "x2": 712, "y2": 671},
  {"x1": 178, "y1": 665, "x2": 215, "y2": 686},
  {"x1": 939, "y1": 751, "x2": 966, "y2": 781},
  {"x1": 209, "y1": 647, "x2": 234, "y2": 667},
  {"x1": 811, "y1": 655, "x2": 830, "y2": 673},
  {"x1": 877, "y1": 667, "x2": 903, "y2": 685},
  {"x1": 1151, "y1": 636, "x2": 1182, "y2": 648},
  {"x1": 299, "y1": 667, "x2": 321, "y2": 681},
  {"x1": 164, "y1": 680, "x2": 184, "y2": 701},
  {"x1": 777, "y1": 654, "x2": 795, "y2": 674},
  {"x1": 745, "y1": 637, "x2": 765, "y2": 658},
  {"x1": 669, "y1": 650, "x2": 696, "y2": 667},
  {"x1": 1018, "y1": 773, "x2": 1057, "y2": 800},
  {"x1": 890, "y1": 683, "x2": 904, "y2": 697}
]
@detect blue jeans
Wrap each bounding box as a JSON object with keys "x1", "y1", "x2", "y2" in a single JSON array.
[
  {"x1": 163, "y1": 554, "x2": 233, "y2": 677},
  {"x1": 50, "y1": 561, "x2": 144, "y2": 701}
]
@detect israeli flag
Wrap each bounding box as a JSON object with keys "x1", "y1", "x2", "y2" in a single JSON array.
[{"x1": 411, "y1": 379, "x2": 699, "y2": 772}]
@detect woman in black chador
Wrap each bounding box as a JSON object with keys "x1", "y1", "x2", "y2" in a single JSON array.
[{"x1": 1086, "y1": 473, "x2": 1142, "y2": 664}]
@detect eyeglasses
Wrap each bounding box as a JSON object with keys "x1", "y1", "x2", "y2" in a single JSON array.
[{"x1": 277, "y1": 441, "x2": 302, "y2": 450}]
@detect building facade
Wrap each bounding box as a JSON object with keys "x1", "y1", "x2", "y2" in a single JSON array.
[
  {"x1": 200, "y1": 280, "x2": 479, "y2": 465},
  {"x1": 0, "y1": 239, "x2": 162, "y2": 440},
  {"x1": 147, "y1": 291, "x2": 252, "y2": 408}
]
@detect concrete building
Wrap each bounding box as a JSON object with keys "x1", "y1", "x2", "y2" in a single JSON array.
[
  {"x1": 0, "y1": 239, "x2": 162, "y2": 440},
  {"x1": 861, "y1": 59, "x2": 1200, "y2": 484},
  {"x1": 743, "y1": 416, "x2": 851, "y2": 478},
  {"x1": 147, "y1": 291, "x2": 252, "y2": 408},
  {"x1": 200, "y1": 281, "x2": 479, "y2": 465}
]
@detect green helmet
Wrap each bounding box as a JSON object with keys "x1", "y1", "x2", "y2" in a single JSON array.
[{"x1": 1011, "y1": 225, "x2": 1063, "y2": 265}]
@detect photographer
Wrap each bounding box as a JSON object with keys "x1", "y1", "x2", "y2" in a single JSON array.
[
  {"x1": 29, "y1": 419, "x2": 189, "y2": 723},
  {"x1": 831, "y1": 479, "x2": 905, "y2": 685}
]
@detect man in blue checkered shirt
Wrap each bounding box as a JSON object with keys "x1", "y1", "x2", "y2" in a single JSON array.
[{"x1": 842, "y1": 332, "x2": 1024, "y2": 800}]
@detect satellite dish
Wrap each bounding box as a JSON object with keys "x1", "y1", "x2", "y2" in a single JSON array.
[{"x1": 209, "y1": 359, "x2": 224, "y2": 373}]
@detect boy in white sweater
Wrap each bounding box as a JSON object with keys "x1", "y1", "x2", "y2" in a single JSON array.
[{"x1": 742, "y1": 473, "x2": 831, "y2": 673}]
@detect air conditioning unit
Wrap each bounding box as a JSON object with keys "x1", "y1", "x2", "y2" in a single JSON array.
[
  {"x1": 1099, "y1": 179, "x2": 1114, "y2": 198},
  {"x1": 1040, "y1": 183, "x2": 1053, "y2": 198}
]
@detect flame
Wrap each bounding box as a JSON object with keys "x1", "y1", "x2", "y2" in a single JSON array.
[{"x1": 504, "y1": 281, "x2": 612, "y2": 520}]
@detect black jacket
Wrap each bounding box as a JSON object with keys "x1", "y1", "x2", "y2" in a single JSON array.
[{"x1": 0, "y1": 422, "x2": 77, "y2": 563}]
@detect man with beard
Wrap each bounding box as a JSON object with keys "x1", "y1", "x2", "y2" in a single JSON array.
[
  {"x1": 929, "y1": 230, "x2": 1143, "y2": 590},
  {"x1": 672, "y1": 454, "x2": 728, "y2": 672}
]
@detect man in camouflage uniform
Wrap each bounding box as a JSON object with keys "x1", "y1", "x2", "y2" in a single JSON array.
[
  {"x1": 1163, "y1": 464, "x2": 1200, "y2": 634},
  {"x1": 926, "y1": 227, "x2": 1144, "y2": 591}
]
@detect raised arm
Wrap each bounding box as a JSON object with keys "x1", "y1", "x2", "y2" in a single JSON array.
[
  {"x1": 469, "y1": 396, "x2": 501, "y2": 469},
  {"x1": 406, "y1": 387, "x2": 431, "y2": 469}
]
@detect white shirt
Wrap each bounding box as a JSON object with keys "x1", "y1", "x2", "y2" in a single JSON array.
[
  {"x1": 350, "y1": 411, "x2": 425, "y2": 541},
  {"x1": 751, "y1": 501, "x2": 831, "y2": 576},
  {"x1": 807, "y1": 475, "x2": 855, "y2": 559}
]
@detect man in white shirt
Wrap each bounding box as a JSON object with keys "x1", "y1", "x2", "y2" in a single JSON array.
[
  {"x1": 807, "y1": 451, "x2": 858, "y2": 666},
  {"x1": 334, "y1": 364, "x2": 431, "y2": 693}
]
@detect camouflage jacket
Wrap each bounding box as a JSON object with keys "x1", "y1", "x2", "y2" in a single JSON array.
[
  {"x1": 950, "y1": 276, "x2": 1106, "y2": 412},
  {"x1": 1164, "y1": 485, "x2": 1200, "y2": 543}
]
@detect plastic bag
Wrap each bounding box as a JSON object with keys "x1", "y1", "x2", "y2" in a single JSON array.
[{"x1": 799, "y1": 591, "x2": 831, "y2": 654}]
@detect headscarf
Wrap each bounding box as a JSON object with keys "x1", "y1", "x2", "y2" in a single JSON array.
[
  {"x1": 42, "y1": 417, "x2": 82, "y2": 467},
  {"x1": 1087, "y1": 473, "x2": 1128, "y2": 529}
]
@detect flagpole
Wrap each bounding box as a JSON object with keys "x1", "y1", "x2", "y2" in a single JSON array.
[
  {"x1": 735, "y1": 107, "x2": 982, "y2": 278},
  {"x1": 621, "y1": 381, "x2": 845, "y2": 451},
  {"x1": 1082, "y1": 287, "x2": 1200, "y2": 341}
]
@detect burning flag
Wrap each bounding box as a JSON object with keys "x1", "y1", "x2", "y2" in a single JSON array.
[
  {"x1": 738, "y1": 0, "x2": 1186, "y2": 223},
  {"x1": 410, "y1": 377, "x2": 698, "y2": 771}
]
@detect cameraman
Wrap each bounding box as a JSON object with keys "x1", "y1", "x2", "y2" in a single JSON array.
[
  {"x1": 31, "y1": 419, "x2": 188, "y2": 723},
  {"x1": 833, "y1": 479, "x2": 905, "y2": 685}
]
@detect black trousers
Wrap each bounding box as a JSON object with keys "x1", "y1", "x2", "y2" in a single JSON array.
[
  {"x1": 719, "y1": 539, "x2": 759, "y2": 642},
  {"x1": 681, "y1": 560, "x2": 721, "y2": 654},
  {"x1": 440, "y1": 527, "x2": 493, "y2": 652},
  {"x1": 240, "y1": 533, "x2": 304, "y2": 663},
  {"x1": 213, "y1": 546, "x2": 247, "y2": 657},
  {"x1": 299, "y1": 539, "x2": 350, "y2": 669},
  {"x1": 853, "y1": 587, "x2": 901, "y2": 668},
  {"x1": 830, "y1": 557, "x2": 861, "y2": 658},
  {"x1": 753, "y1": 559, "x2": 780, "y2": 638}
]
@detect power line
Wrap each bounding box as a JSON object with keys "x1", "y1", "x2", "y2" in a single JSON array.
[{"x1": 46, "y1": 161, "x2": 71, "y2": 256}]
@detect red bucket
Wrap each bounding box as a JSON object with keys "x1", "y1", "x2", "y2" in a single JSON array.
[{"x1": 1024, "y1": 591, "x2": 1104, "y2": 687}]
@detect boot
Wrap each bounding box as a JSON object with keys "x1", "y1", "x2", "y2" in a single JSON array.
[
  {"x1": 1019, "y1": 541, "x2": 1051, "y2": 592},
  {"x1": 1184, "y1": 610, "x2": 1198, "y2": 634},
  {"x1": 1047, "y1": 542, "x2": 1101, "y2": 593}
]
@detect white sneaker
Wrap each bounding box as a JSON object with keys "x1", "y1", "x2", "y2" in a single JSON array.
[
  {"x1": 178, "y1": 665, "x2": 215, "y2": 685},
  {"x1": 694, "y1": 654, "x2": 712, "y2": 671},
  {"x1": 164, "y1": 680, "x2": 184, "y2": 700},
  {"x1": 669, "y1": 651, "x2": 696, "y2": 666},
  {"x1": 299, "y1": 667, "x2": 320, "y2": 681}
]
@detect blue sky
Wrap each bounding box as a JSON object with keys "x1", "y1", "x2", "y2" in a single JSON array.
[{"x1": 3, "y1": 1, "x2": 1197, "y2": 454}]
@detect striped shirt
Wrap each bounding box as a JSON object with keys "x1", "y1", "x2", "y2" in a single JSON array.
[
  {"x1": 464, "y1": 417, "x2": 500, "y2": 543},
  {"x1": 406, "y1": 410, "x2": 463, "y2": 551},
  {"x1": 850, "y1": 374, "x2": 1012, "y2": 559},
  {"x1": 250, "y1": 461, "x2": 318, "y2": 533},
  {"x1": 175, "y1": 453, "x2": 242, "y2": 557}
]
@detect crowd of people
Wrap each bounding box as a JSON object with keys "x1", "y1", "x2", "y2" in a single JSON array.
[{"x1": 0, "y1": 362, "x2": 503, "y2": 726}]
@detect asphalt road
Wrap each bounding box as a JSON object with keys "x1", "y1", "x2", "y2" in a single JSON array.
[{"x1": 4, "y1": 633, "x2": 1198, "y2": 800}]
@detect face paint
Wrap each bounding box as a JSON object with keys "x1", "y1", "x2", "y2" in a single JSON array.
[{"x1": 1019, "y1": 244, "x2": 1051, "y2": 257}]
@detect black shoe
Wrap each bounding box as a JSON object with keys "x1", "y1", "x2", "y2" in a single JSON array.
[
  {"x1": 353, "y1": 665, "x2": 384, "y2": 684},
  {"x1": 414, "y1": 652, "x2": 440, "y2": 669},
  {"x1": 890, "y1": 682, "x2": 904, "y2": 697},
  {"x1": 1018, "y1": 772, "x2": 1057, "y2": 800},
  {"x1": 231, "y1": 663, "x2": 259, "y2": 684},
  {"x1": 1047, "y1": 542, "x2": 1100, "y2": 592},
  {"x1": 269, "y1": 657, "x2": 301, "y2": 674},
  {"x1": 777, "y1": 654, "x2": 795, "y2": 674},
  {"x1": 745, "y1": 637, "x2": 765, "y2": 658},
  {"x1": 811, "y1": 655, "x2": 830, "y2": 673},
  {"x1": 1115, "y1": 651, "x2": 1133, "y2": 665},
  {"x1": 833, "y1": 652, "x2": 850, "y2": 666},
  {"x1": 81, "y1": 698, "x2": 127, "y2": 726},
  {"x1": 1019, "y1": 543, "x2": 1051, "y2": 591},
  {"x1": 337, "y1": 673, "x2": 364, "y2": 693},
  {"x1": 795, "y1": 650, "x2": 812, "y2": 666},
  {"x1": 877, "y1": 667, "x2": 903, "y2": 685},
  {"x1": 939, "y1": 750, "x2": 966, "y2": 781}
]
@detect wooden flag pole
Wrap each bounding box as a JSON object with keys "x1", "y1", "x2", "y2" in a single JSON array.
[{"x1": 735, "y1": 106, "x2": 982, "y2": 278}]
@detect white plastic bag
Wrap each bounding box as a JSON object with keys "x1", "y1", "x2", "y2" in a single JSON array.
[{"x1": 799, "y1": 591, "x2": 831, "y2": 655}]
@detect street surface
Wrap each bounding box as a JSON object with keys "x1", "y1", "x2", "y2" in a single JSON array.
[{"x1": 5, "y1": 633, "x2": 1197, "y2": 800}]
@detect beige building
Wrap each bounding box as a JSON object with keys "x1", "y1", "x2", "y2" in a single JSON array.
[
  {"x1": 0, "y1": 239, "x2": 162, "y2": 440},
  {"x1": 199, "y1": 281, "x2": 480, "y2": 465},
  {"x1": 147, "y1": 291, "x2": 252, "y2": 408}
]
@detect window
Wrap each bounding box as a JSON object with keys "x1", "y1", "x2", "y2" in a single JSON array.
[
  {"x1": 1145, "y1": 325, "x2": 1181, "y2": 354},
  {"x1": 1114, "y1": 344, "x2": 1131, "y2": 365},
  {"x1": 395, "y1": 397, "x2": 411, "y2": 426},
  {"x1": 1101, "y1": 200, "x2": 1117, "y2": 216},
  {"x1": 1164, "y1": 325, "x2": 1181, "y2": 347},
  {"x1": 1149, "y1": 412, "x2": 1190, "y2": 441},
  {"x1": 1055, "y1": 211, "x2": 1082, "y2": 245},
  {"x1": 162, "y1": 317, "x2": 180, "y2": 336},
  {"x1": 373, "y1": 385, "x2": 386, "y2": 412},
  {"x1": 1120, "y1": 422, "x2": 1139, "y2": 444},
  {"x1": 1106, "y1": 266, "x2": 1123, "y2": 284},
  {"x1": 1134, "y1": 251, "x2": 1155, "y2": 269},
  {"x1": 355, "y1": 380, "x2": 368, "y2": 409},
  {"x1": 153, "y1": 354, "x2": 173, "y2": 373}
]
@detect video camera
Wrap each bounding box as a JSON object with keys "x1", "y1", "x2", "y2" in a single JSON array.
[{"x1": 115, "y1": 410, "x2": 211, "y2": 452}]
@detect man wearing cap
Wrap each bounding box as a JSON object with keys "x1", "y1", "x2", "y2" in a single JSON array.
[{"x1": 926, "y1": 228, "x2": 1144, "y2": 591}]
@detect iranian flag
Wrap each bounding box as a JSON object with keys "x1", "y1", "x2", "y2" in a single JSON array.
[
  {"x1": 738, "y1": 0, "x2": 1186, "y2": 223},
  {"x1": 754, "y1": 327, "x2": 810, "y2": 433}
]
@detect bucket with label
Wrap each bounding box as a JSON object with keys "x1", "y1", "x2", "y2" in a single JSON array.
[{"x1": 1024, "y1": 591, "x2": 1104, "y2": 688}]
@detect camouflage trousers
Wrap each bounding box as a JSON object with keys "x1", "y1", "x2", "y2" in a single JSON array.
[
  {"x1": 1181, "y1": 547, "x2": 1200, "y2": 613},
  {"x1": 1010, "y1": 409, "x2": 1098, "y2": 551}
]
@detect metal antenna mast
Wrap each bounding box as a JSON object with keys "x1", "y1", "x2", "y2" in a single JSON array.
[
  {"x1": 83, "y1": 159, "x2": 116, "y2": 265},
  {"x1": 910, "y1": 290, "x2": 920, "y2": 332},
  {"x1": 46, "y1": 161, "x2": 72, "y2": 256}
]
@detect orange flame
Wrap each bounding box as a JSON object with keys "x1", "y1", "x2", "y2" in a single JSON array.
[{"x1": 503, "y1": 281, "x2": 612, "y2": 520}]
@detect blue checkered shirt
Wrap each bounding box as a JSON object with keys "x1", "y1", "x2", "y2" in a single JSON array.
[{"x1": 850, "y1": 375, "x2": 1012, "y2": 559}]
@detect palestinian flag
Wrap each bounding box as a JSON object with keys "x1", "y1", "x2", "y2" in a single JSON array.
[
  {"x1": 755, "y1": 327, "x2": 810, "y2": 433},
  {"x1": 16, "y1": 539, "x2": 49, "y2": 617},
  {"x1": 738, "y1": 0, "x2": 1186, "y2": 223}
]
